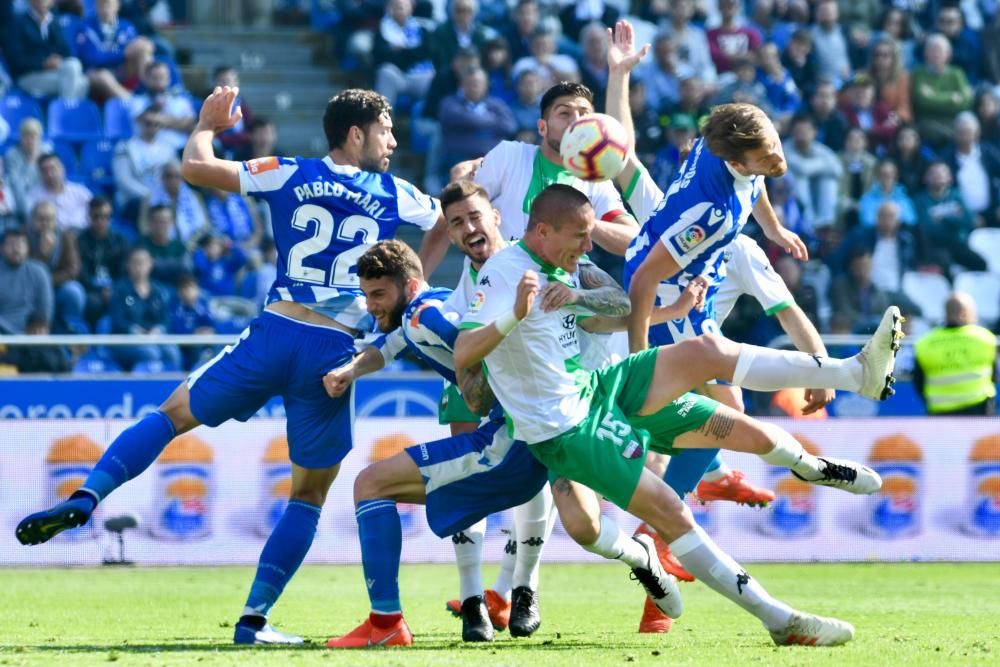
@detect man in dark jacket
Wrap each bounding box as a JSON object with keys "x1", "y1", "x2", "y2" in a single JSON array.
[
  {"x1": 5, "y1": 0, "x2": 89, "y2": 99},
  {"x1": 373, "y1": 0, "x2": 435, "y2": 108},
  {"x1": 76, "y1": 197, "x2": 129, "y2": 328}
]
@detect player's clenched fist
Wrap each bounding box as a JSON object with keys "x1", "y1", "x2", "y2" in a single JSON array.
[
  {"x1": 515, "y1": 270, "x2": 540, "y2": 320},
  {"x1": 680, "y1": 276, "x2": 708, "y2": 312},
  {"x1": 539, "y1": 281, "x2": 577, "y2": 312},
  {"x1": 323, "y1": 364, "x2": 355, "y2": 398}
]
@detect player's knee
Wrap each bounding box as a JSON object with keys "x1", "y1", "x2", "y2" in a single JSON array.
[
  {"x1": 559, "y1": 508, "x2": 601, "y2": 546},
  {"x1": 646, "y1": 487, "x2": 696, "y2": 542},
  {"x1": 159, "y1": 384, "x2": 199, "y2": 434},
  {"x1": 353, "y1": 465, "x2": 388, "y2": 503},
  {"x1": 290, "y1": 487, "x2": 327, "y2": 507}
]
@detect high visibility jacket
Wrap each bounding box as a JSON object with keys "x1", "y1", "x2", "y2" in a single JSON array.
[{"x1": 915, "y1": 325, "x2": 997, "y2": 413}]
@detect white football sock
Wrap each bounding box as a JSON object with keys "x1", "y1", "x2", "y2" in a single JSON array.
[
  {"x1": 732, "y1": 344, "x2": 862, "y2": 393},
  {"x1": 701, "y1": 458, "x2": 732, "y2": 482},
  {"x1": 670, "y1": 526, "x2": 794, "y2": 631},
  {"x1": 759, "y1": 430, "x2": 824, "y2": 478},
  {"x1": 452, "y1": 518, "x2": 486, "y2": 602},
  {"x1": 493, "y1": 524, "x2": 517, "y2": 601},
  {"x1": 582, "y1": 515, "x2": 650, "y2": 570},
  {"x1": 512, "y1": 486, "x2": 553, "y2": 591}
]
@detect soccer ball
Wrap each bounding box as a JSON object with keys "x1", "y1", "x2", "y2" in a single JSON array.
[{"x1": 559, "y1": 113, "x2": 629, "y2": 182}]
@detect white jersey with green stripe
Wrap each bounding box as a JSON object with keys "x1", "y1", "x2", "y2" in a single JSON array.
[
  {"x1": 459, "y1": 242, "x2": 596, "y2": 444},
  {"x1": 623, "y1": 165, "x2": 793, "y2": 323}
]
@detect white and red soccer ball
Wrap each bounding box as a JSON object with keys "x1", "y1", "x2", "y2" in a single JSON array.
[{"x1": 559, "y1": 113, "x2": 629, "y2": 182}]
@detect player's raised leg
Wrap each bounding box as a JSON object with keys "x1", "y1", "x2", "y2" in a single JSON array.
[{"x1": 16, "y1": 383, "x2": 199, "y2": 545}]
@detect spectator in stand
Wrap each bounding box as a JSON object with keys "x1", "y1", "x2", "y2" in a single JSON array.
[
  {"x1": 974, "y1": 90, "x2": 1000, "y2": 149},
  {"x1": 984, "y1": 9, "x2": 1000, "y2": 88},
  {"x1": 831, "y1": 201, "x2": 919, "y2": 294},
  {"x1": 911, "y1": 33, "x2": 973, "y2": 150},
  {"x1": 504, "y1": 0, "x2": 540, "y2": 63},
  {"x1": 838, "y1": 127, "x2": 876, "y2": 228},
  {"x1": 810, "y1": 0, "x2": 851, "y2": 89},
  {"x1": 866, "y1": 36, "x2": 912, "y2": 127},
  {"x1": 438, "y1": 66, "x2": 516, "y2": 182},
  {"x1": 373, "y1": 0, "x2": 435, "y2": 108},
  {"x1": 135, "y1": 204, "x2": 192, "y2": 285},
  {"x1": 510, "y1": 69, "x2": 541, "y2": 138},
  {"x1": 766, "y1": 174, "x2": 812, "y2": 245},
  {"x1": 707, "y1": 0, "x2": 762, "y2": 75},
  {"x1": 941, "y1": 112, "x2": 1000, "y2": 227},
  {"x1": 0, "y1": 312, "x2": 71, "y2": 373},
  {"x1": 109, "y1": 245, "x2": 181, "y2": 371},
  {"x1": 630, "y1": 78, "x2": 665, "y2": 169},
  {"x1": 660, "y1": 0, "x2": 716, "y2": 84},
  {"x1": 915, "y1": 161, "x2": 988, "y2": 275},
  {"x1": 837, "y1": 0, "x2": 881, "y2": 71},
  {"x1": 0, "y1": 158, "x2": 17, "y2": 233},
  {"x1": 888, "y1": 124, "x2": 937, "y2": 196},
  {"x1": 202, "y1": 187, "x2": 262, "y2": 257},
  {"x1": 874, "y1": 8, "x2": 917, "y2": 69},
  {"x1": 128, "y1": 60, "x2": 196, "y2": 152},
  {"x1": 333, "y1": 0, "x2": 385, "y2": 67},
  {"x1": 807, "y1": 81, "x2": 848, "y2": 152},
  {"x1": 784, "y1": 114, "x2": 842, "y2": 229},
  {"x1": 3, "y1": 119, "x2": 49, "y2": 221},
  {"x1": 27, "y1": 201, "x2": 87, "y2": 333},
  {"x1": 112, "y1": 108, "x2": 175, "y2": 213},
  {"x1": 193, "y1": 233, "x2": 249, "y2": 297},
  {"x1": 665, "y1": 76, "x2": 711, "y2": 126},
  {"x1": 482, "y1": 37, "x2": 515, "y2": 104},
  {"x1": 74, "y1": 0, "x2": 154, "y2": 100},
  {"x1": 837, "y1": 73, "x2": 897, "y2": 149},
  {"x1": 430, "y1": 0, "x2": 493, "y2": 72},
  {"x1": 935, "y1": 5, "x2": 981, "y2": 85},
  {"x1": 831, "y1": 248, "x2": 907, "y2": 333},
  {"x1": 6, "y1": 0, "x2": 89, "y2": 99},
  {"x1": 422, "y1": 47, "x2": 479, "y2": 124},
  {"x1": 27, "y1": 154, "x2": 93, "y2": 232},
  {"x1": 559, "y1": 0, "x2": 618, "y2": 42},
  {"x1": 756, "y1": 42, "x2": 800, "y2": 126},
  {"x1": 77, "y1": 197, "x2": 128, "y2": 327},
  {"x1": 244, "y1": 237, "x2": 277, "y2": 306},
  {"x1": 858, "y1": 159, "x2": 917, "y2": 228},
  {"x1": 712, "y1": 57, "x2": 772, "y2": 114},
  {"x1": 638, "y1": 33, "x2": 686, "y2": 114},
  {"x1": 773, "y1": 254, "x2": 820, "y2": 327},
  {"x1": 145, "y1": 161, "x2": 208, "y2": 246},
  {"x1": 168, "y1": 273, "x2": 216, "y2": 370},
  {"x1": 0, "y1": 228, "x2": 52, "y2": 335},
  {"x1": 781, "y1": 28, "x2": 817, "y2": 96},
  {"x1": 512, "y1": 25, "x2": 580, "y2": 90},
  {"x1": 749, "y1": 0, "x2": 795, "y2": 51},
  {"x1": 651, "y1": 112, "x2": 697, "y2": 192},
  {"x1": 213, "y1": 66, "x2": 255, "y2": 153},
  {"x1": 577, "y1": 22, "x2": 609, "y2": 111},
  {"x1": 233, "y1": 117, "x2": 281, "y2": 163}
]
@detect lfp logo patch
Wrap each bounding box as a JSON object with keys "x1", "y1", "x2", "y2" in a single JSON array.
[
  {"x1": 469, "y1": 290, "x2": 486, "y2": 312},
  {"x1": 247, "y1": 156, "x2": 279, "y2": 174},
  {"x1": 672, "y1": 223, "x2": 706, "y2": 254}
]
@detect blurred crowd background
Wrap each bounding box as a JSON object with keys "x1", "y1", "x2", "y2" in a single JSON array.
[{"x1": 2, "y1": 0, "x2": 1000, "y2": 383}]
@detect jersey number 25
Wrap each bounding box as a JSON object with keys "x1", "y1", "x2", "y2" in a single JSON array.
[{"x1": 287, "y1": 203, "x2": 379, "y2": 289}]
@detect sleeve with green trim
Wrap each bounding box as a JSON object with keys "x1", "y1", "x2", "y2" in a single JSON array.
[
  {"x1": 715, "y1": 235, "x2": 794, "y2": 325},
  {"x1": 622, "y1": 165, "x2": 665, "y2": 225}
]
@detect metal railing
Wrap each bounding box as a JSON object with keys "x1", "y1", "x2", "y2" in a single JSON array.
[{"x1": 0, "y1": 334, "x2": 238, "y2": 347}]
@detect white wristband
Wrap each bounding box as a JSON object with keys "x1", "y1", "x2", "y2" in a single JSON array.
[{"x1": 495, "y1": 310, "x2": 520, "y2": 336}]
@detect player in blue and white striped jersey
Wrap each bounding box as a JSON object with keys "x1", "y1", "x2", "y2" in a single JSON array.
[{"x1": 16, "y1": 87, "x2": 445, "y2": 645}]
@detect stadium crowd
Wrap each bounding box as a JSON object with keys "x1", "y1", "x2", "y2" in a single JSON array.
[{"x1": 2, "y1": 0, "x2": 1000, "y2": 376}]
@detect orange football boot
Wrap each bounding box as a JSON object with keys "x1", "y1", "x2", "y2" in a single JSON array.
[
  {"x1": 633, "y1": 522, "x2": 695, "y2": 582},
  {"x1": 325, "y1": 615, "x2": 413, "y2": 648},
  {"x1": 638, "y1": 596, "x2": 674, "y2": 634},
  {"x1": 695, "y1": 470, "x2": 776, "y2": 507},
  {"x1": 445, "y1": 588, "x2": 511, "y2": 630}
]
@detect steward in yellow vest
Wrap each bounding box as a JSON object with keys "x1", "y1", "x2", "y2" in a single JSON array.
[{"x1": 914, "y1": 292, "x2": 996, "y2": 415}]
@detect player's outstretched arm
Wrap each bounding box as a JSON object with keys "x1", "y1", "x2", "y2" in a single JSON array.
[
  {"x1": 774, "y1": 304, "x2": 835, "y2": 414},
  {"x1": 418, "y1": 214, "x2": 450, "y2": 280},
  {"x1": 753, "y1": 185, "x2": 808, "y2": 261},
  {"x1": 454, "y1": 270, "x2": 539, "y2": 370},
  {"x1": 322, "y1": 347, "x2": 386, "y2": 398},
  {"x1": 456, "y1": 363, "x2": 496, "y2": 415},
  {"x1": 649, "y1": 276, "x2": 708, "y2": 324},
  {"x1": 180, "y1": 86, "x2": 242, "y2": 192},
  {"x1": 606, "y1": 20, "x2": 649, "y2": 192},
  {"x1": 627, "y1": 242, "x2": 682, "y2": 352}
]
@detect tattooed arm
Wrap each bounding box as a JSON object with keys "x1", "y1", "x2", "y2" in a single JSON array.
[
  {"x1": 456, "y1": 362, "x2": 496, "y2": 416},
  {"x1": 538, "y1": 261, "x2": 632, "y2": 317}
]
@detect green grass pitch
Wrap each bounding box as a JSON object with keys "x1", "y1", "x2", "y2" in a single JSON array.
[{"x1": 1, "y1": 563, "x2": 998, "y2": 666}]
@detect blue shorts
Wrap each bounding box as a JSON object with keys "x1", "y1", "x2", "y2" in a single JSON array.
[
  {"x1": 187, "y1": 310, "x2": 356, "y2": 468},
  {"x1": 406, "y1": 418, "x2": 548, "y2": 537},
  {"x1": 649, "y1": 291, "x2": 726, "y2": 386}
]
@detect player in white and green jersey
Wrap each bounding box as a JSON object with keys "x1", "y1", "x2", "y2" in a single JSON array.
[{"x1": 455, "y1": 184, "x2": 905, "y2": 647}]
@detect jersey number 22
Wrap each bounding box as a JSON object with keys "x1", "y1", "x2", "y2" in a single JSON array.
[{"x1": 287, "y1": 203, "x2": 379, "y2": 289}]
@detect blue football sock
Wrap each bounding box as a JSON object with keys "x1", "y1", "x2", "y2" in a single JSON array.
[
  {"x1": 664, "y1": 449, "x2": 722, "y2": 498},
  {"x1": 355, "y1": 498, "x2": 402, "y2": 614},
  {"x1": 243, "y1": 499, "x2": 321, "y2": 618},
  {"x1": 81, "y1": 410, "x2": 176, "y2": 503}
]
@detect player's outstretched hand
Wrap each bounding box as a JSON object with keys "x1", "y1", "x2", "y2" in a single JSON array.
[
  {"x1": 450, "y1": 158, "x2": 484, "y2": 182},
  {"x1": 323, "y1": 364, "x2": 355, "y2": 398},
  {"x1": 198, "y1": 85, "x2": 243, "y2": 134},
  {"x1": 515, "y1": 270, "x2": 540, "y2": 320},
  {"x1": 767, "y1": 226, "x2": 809, "y2": 261},
  {"x1": 607, "y1": 20, "x2": 650, "y2": 74},
  {"x1": 539, "y1": 281, "x2": 577, "y2": 312},
  {"x1": 801, "y1": 388, "x2": 835, "y2": 415}
]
